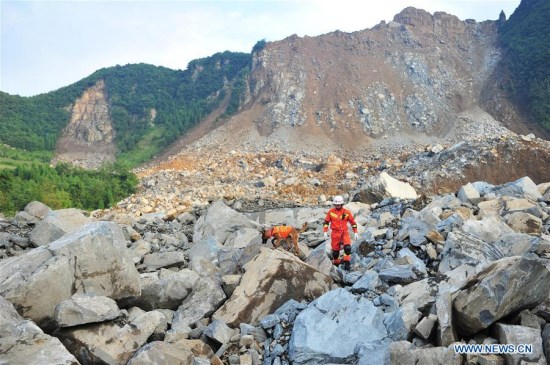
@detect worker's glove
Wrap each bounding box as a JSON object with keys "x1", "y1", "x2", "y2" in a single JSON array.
[
  {"x1": 323, "y1": 232, "x2": 328, "y2": 240},
  {"x1": 354, "y1": 233, "x2": 359, "y2": 241}
]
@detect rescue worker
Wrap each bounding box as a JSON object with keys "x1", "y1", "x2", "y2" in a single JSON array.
[{"x1": 323, "y1": 195, "x2": 359, "y2": 271}]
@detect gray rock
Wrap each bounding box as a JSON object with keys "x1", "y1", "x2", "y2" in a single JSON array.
[
  {"x1": 172, "y1": 276, "x2": 226, "y2": 330},
  {"x1": 436, "y1": 289, "x2": 457, "y2": 347},
  {"x1": 203, "y1": 319, "x2": 234, "y2": 345},
  {"x1": 213, "y1": 248, "x2": 332, "y2": 327},
  {"x1": 14, "y1": 210, "x2": 39, "y2": 224},
  {"x1": 56, "y1": 310, "x2": 164, "y2": 365},
  {"x1": 352, "y1": 270, "x2": 381, "y2": 293},
  {"x1": 260, "y1": 314, "x2": 280, "y2": 329},
  {"x1": 55, "y1": 293, "x2": 122, "y2": 327},
  {"x1": 396, "y1": 247, "x2": 427, "y2": 275},
  {"x1": 0, "y1": 222, "x2": 140, "y2": 329},
  {"x1": 30, "y1": 208, "x2": 93, "y2": 247},
  {"x1": 438, "y1": 230, "x2": 503, "y2": 273},
  {"x1": 193, "y1": 200, "x2": 258, "y2": 246},
  {"x1": 461, "y1": 216, "x2": 514, "y2": 243},
  {"x1": 143, "y1": 251, "x2": 186, "y2": 271},
  {"x1": 134, "y1": 269, "x2": 199, "y2": 310},
  {"x1": 413, "y1": 314, "x2": 437, "y2": 340},
  {"x1": 24, "y1": 201, "x2": 52, "y2": 219},
  {"x1": 493, "y1": 176, "x2": 543, "y2": 201},
  {"x1": 495, "y1": 323, "x2": 546, "y2": 365},
  {"x1": 127, "y1": 341, "x2": 194, "y2": 365},
  {"x1": 492, "y1": 233, "x2": 540, "y2": 257},
  {"x1": 543, "y1": 324, "x2": 550, "y2": 363},
  {"x1": 457, "y1": 182, "x2": 481, "y2": 204},
  {"x1": 505, "y1": 212, "x2": 543, "y2": 236},
  {"x1": 383, "y1": 302, "x2": 420, "y2": 341},
  {"x1": 379, "y1": 265, "x2": 418, "y2": 285},
  {"x1": 356, "y1": 338, "x2": 393, "y2": 365},
  {"x1": 289, "y1": 288, "x2": 387, "y2": 364},
  {"x1": 355, "y1": 172, "x2": 417, "y2": 204},
  {"x1": 0, "y1": 296, "x2": 79, "y2": 365},
  {"x1": 454, "y1": 255, "x2": 550, "y2": 336}
]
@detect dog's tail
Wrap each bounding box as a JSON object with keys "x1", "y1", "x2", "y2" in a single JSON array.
[{"x1": 299, "y1": 222, "x2": 308, "y2": 233}]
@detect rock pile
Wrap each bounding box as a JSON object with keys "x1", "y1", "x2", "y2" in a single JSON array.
[{"x1": 1, "y1": 174, "x2": 550, "y2": 364}]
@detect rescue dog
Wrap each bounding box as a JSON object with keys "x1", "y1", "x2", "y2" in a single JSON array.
[{"x1": 261, "y1": 222, "x2": 308, "y2": 257}]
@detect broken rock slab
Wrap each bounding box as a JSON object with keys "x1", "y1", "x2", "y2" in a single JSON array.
[
  {"x1": 55, "y1": 292, "x2": 122, "y2": 327},
  {"x1": 354, "y1": 172, "x2": 417, "y2": 204},
  {"x1": 127, "y1": 341, "x2": 195, "y2": 365},
  {"x1": 289, "y1": 288, "x2": 388, "y2": 364},
  {"x1": 30, "y1": 208, "x2": 93, "y2": 247},
  {"x1": 0, "y1": 222, "x2": 140, "y2": 329},
  {"x1": 213, "y1": 248, "x2": 332, "y2": 327},
  {"x1": 0, "y1": 296, "x2": 79, "y2": 365},
  {"x1": 454, "y1": 255, "x2": 550, "y2": 337},
  {"x1": 56, "y1": 310, "x2": 164, "y2": 365}
]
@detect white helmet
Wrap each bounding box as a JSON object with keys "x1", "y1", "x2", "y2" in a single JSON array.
[{"x1": 332, "y1": 195, "x2": 344, "y2": 205}]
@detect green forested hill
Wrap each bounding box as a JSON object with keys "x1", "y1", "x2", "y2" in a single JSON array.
[
  {"x1": 0, "y1": 51, "x2": 252, "y2": 163},
  {"x1": 499, "y1": 0, "x2": 550, "y2": 131}
]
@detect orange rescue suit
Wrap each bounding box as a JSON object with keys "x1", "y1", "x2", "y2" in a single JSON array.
[{"x1": 323, "y1": 207, "x2": 358, "y2": 250}]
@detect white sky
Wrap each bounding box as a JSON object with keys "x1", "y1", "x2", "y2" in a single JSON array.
[{"x1": 1, "y1": 0, "x2": 520, "y2": 97}]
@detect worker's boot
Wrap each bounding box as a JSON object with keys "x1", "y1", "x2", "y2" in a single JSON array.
[{"x1": 343, "y1": 260, "x2": 350, "y2": 271}]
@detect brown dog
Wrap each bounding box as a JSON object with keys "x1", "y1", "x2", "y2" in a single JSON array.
[{"x1": 261, "y1": 222, "x2": 308, "y2": 257}]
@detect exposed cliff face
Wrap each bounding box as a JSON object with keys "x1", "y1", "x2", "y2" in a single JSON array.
[
  {"x1": 52, "y1": 80, "x2": 116, "y2": 169},
  {"x1": 190, "y1": 7, "x2": 544, "y2": 156}
]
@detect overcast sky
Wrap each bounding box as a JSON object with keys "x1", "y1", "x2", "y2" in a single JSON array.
[{"x1": 1, "y1": 0, "x2": 520, "y2": 97}]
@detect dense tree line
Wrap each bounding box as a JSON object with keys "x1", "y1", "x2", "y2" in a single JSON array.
[
  {"x1": 0, "y1": 51, "x2": 253, "y2": 166},
  {"x1": 0, "y1": 163, "x2": 138, "y2": 216},
  {"x1": 499, "y1": 0, "x2": 550, "y2": 131}
]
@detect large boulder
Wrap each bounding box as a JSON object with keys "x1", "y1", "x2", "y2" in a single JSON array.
[
  {"x1": 453, "y1": 255, "x2": 550, "y2": 336},
  {"x1": 55, "y1": 293, "x2": 122, "y2": 327},
  {"x1": 495, "y1": 323, "x2": 547, "y2": 365},
  {"x1": 354, "y1": 172, "x2": 418, "y2": 204},
  {"x1": 56, "y1": 310, "x2": 164, "y2": 365},
  {"x1": 127, "y1": 341, "x2": 195, "y2": 365},
  {"x1": 0, "y1": 222, "x2": 140, "y2": 329},
  {"x1": 492, "y1": 176, "x2": 543, "y2": 201},
  {"x1": 438, "y1": 230, "x2": 503, "y2": 273},
  {"x1": 24, "y1": 201, "x2": 52, "y2": 219},
  {"x1": 213, "y1": 248, "x2": 332, "y2": 327},
  {"x1": 132, "y1": 269, "x2": 199, "y2": 310},
  {"x1": 289, "y1": 288, "x2": 388, "y2": 364},
  {"x1": 192, "y1": 200, "x2": 258, "y2": 246},
  {"x1": 30, "y1": 208, "x2": 93, "y2": 247},
  {"x1": 0, "y1": 296, "x2": 79, "y2": 365},
  {"x1": 171, "y1": 276, "x2": 227, "y2": 331}
]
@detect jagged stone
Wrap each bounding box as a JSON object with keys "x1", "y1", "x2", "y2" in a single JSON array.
[
  {"x1": 56, "y1": 310, "x2": 164, "y2": 365},
  {"x1": 0, "y1": 296, "x2": 79, "y2": 365},
  {"x1": 142, "y1": 251, "x2": 186, "y2": 271},
  {"x1": 454, "y1": 255, "x2": 550, "y2": 336},
  {"x1": 127, "y1": 341, "x2": 195, "y2": 365},
  {"x1": 54, "y1": 293, "x2": 122, "y2": 327},
  {"x1": 213, "y1": 248, "x2": 332, "y2": 326},
  {"x1": 495, "y1": 324, "x2": 547, "y2": 365},
  {"x1": 192, "y1": 200, "x2": 258, "y2": 246},
  {"x1": 203, "y1": 319, "x2": 234, "y2": 345},
  {"x1": 457, "y1": 182, "x2": 481, "y2": 204},
  {"x1": 0, "y1": 222, "x2": 140, "y2": 329},
  {"x1": 505, "y1": 212, "x2": 543, "y2": 235},
  {"x1": 24, "y1": 201, "x2": 52, "y2": 219},
  {"x1": 355, "y1": 172, "x2": 417, "y2": 204},
  {"x1": 133, "y1": 269, "x2": 199, "y2": 310},
  {"x1": 492, "y1": 176, "x2": 543, "y2": 201},
  {"x1": 289, "y1": 288, "x2": 388, "y2": 364},
  {"x1": 414, "y1": 314, "x2": 437, "y2": 340},
  {"x1": 30, "y1": 208, "x2": 93, "y2": 247},
  {"x1": 172, "y1": 276, "x2": 226, "y2": 330}
]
